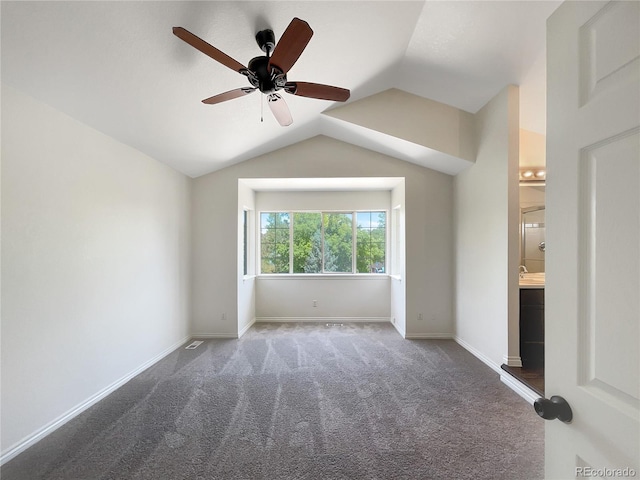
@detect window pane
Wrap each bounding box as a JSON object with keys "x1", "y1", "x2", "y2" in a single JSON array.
[
  {"x1": 275, "y1": 228, "x2": 289, "y2": 244},
  {"x1": 261, "y1": 212, "x2": 276, "y2": 228},
  {"x1": 274, "y1": 257, "x2": 288, "y2": 273},
  {"x1": 323, "y1": 213, "x2": 353, "y2": 273},
  {"x1": 260, "y1": 212, "x2": 290, "y2": 274},
  {"x1": 243, "y1": 210, "x2": 248, "y2": 276},
  {"x1": 371, "y1": 227, "x2": 385, "y2": 243},
  {"x1": 293, "y1": 213, "x2": 322, "y2": 273},
  {"x1": 261, "y1": 229, "x2": 274, "y2": 244},
  {"x1": 276, "y1": 212, "x2": 290, "y2": 228},
  {"x1": 357, "y1": 211, "x2": 386, "y2": 273},
  {"x1": 356, "y1": 211, "x2": 371, "y2": 228},
  {"x1": 261, "y1": 242, "x2": 276, "y2": 273},
  {"x1": 371, "y1": 242, "x2": 385, "y2": 273},
  {"x1": 357, "y1": 227, "x2": 370, "y2": 243}
]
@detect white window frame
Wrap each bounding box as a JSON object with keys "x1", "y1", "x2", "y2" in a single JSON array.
[{"x1": 257, "y1": 209, "x2": 388, "y2": 276}]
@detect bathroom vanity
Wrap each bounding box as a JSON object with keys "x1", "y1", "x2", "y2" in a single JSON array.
[{"x1": 519, "y1": 275, "x2": 544, "y2": 368}]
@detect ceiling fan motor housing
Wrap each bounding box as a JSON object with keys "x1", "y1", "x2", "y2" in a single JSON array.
[{"x1": 247, "y1": 56, "x2": 286, "y2": 94}]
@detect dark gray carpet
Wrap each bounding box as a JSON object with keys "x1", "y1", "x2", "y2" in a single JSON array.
[{"x1": 2, "y1": 323, "x2": 543, "y2": 480}]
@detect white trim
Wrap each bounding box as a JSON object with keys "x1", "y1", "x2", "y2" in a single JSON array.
[
  {"x1": 405, "y1": 333, "x2": 453, "y2": 339},
  {"x1": 191, "y1": 333, "x2": 238, "y2": 339},
  {"x1": 453, "y1": 336, "x2": 502, "y2": 375},
  {"x1": 256, "y1": 274, "x2": 390, "y2": 281},
  {"x1": 454, "y1": 337, "x2": 538, "y2": 404},
  {"x1": 503, "y1": 355, "x2": 523, "y2": 368},
  {"x1": 391, "y1": 321, "x2": 405, "y2": 338},
  {"x1": 500, "y1": 371, "x2": 540, "y2": 405},
  {"x1": 238, "y1": 317, "x2": 256, "y2": 338},
  {"x1": 0, "y1": 335, "x2": 190, "y2": 465},
  {"x1": 255, "y1": 317, "x2": 390, "y2": 323}
]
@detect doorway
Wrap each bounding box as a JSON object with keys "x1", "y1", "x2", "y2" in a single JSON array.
[{"x1": 503, "y1": 186, "x2": 546, "y2": 396}]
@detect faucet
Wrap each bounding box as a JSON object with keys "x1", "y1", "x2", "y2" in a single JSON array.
[{"x1": 519, "y1": 265, "x2": 528, "y2": 278}]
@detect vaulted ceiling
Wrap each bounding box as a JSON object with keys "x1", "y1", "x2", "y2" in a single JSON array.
[{"x1": 1, "y1": 1, "x2": 560, "y2": 178}]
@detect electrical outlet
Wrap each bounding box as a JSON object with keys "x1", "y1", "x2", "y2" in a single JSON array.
[
  {"x1": 418, "y1": 313, "x2": 423, "y2": 321},
  {"x1": 221, "y1": 313, "x2": 226, "y2": 321},
  {"x1": 392, "y1": 317, "x2": 396, "y2": 324},
  {"x1": 313, "y1": 300, "x2": 318, "y2": 307}
]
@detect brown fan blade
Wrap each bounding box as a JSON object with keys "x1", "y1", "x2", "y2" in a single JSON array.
[
  {"x1": 202, "y1": 87, "x2": 256, "y2": 105},
  {"x1": 268, "y1": 18, "x2": 313, "y2": 74},
  {"x1": 173, "y1": 27, "x2": 246, "y2": 73},
  {"x1": 284, "y1": 82, "x2": 350, "y2": 102},
  {"x1": 267, "y1": 93, "x2": 293, "y2": 126}
]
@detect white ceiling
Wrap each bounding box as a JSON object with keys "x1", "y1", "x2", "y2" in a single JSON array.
[{"x1": 1, "y1": 1, "x2": 560, "y2": 178}]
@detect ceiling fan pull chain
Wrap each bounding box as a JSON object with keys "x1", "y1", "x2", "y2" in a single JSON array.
[{"x1": 260, "y1": 92, "x2": 264, "y2": 123}]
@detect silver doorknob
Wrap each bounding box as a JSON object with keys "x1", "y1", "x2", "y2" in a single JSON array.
[{"x1": 534, "y1": 395, "x2": 573, "y2": 423}]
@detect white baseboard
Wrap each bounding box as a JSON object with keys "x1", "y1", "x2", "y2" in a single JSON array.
[
  {"x1": 238, "y1": 317, "x2": 256, "y2": 338},
  {"x1": 454, "y1": 337, "x2": 539, "y2": 404},
  {"x1": 453, "y1": 336, "x2": 502, "y2": 375},
  {"x1": 503, "y1": 355, "x2": 523, "y2": 368},
  {"x1": 0, "y1": 335, "x2": 191, "y2": 465},
  {"x1": 405, "y1": 333, "x2": 454, "y2": 339},
  {"x1": 500, "y1": 371, "x2": 540, "y2": 405},
  {"x1": 255, "y1": 317, "x2": 390, "y2": 323},
  {"x1": 191, "y1": 333, "x2": 238, "y2": 339}
]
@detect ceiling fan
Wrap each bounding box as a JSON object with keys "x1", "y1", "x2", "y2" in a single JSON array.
[{"x1": 173, "y1": 18, "x2": 350, "y2": 127}]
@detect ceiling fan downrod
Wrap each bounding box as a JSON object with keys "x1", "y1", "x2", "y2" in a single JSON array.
[{"x1": 255, "y1": 28, "x2": 275, "y2": 57}]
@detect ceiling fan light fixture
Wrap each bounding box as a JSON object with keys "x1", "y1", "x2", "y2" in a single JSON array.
[{"x1": 267, "y1": 93, "x2": 293, "y2": 126}]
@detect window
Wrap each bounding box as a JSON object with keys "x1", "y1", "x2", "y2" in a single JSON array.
[
  {"x1": 260, "y1": 212, "x2": 290, "y2": 273},
  {"x1": 356, "y1": 211, "x2": 386, "y2": 273},
  {"x1": 259, "y1": 211, "x2": 386, "y2": 274},
  {"x1": 323, "y1": 213, "x2": 353, "y2": 273},
  {"x1": 243, "y1": 210, "x2": 248, "y2": 276},
  {"x1": 292, "y1": 212, "x2": 322, "y2": 273}
]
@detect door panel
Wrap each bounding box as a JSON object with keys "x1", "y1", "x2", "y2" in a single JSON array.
[
  {"x1": 546, "y1": 1, "x2": 639, "y2": 478},
  {"x1": 579, "y1": 130, "x2": 639, "y2": 404}
]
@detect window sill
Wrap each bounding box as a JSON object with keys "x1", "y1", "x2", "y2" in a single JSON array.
[{"x1": 256, "y1": 274, "x2": 391, "y2": 281}]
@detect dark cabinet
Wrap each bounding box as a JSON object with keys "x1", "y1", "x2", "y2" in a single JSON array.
[{"x1": 520, "y1": 288, "x2": 544, "y2": 368}]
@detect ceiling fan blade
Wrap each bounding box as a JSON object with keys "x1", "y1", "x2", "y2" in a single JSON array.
[
  {"x1": 267, "y1": 93, "x2": 293, "y2": 126},
  {"x1": 268, "y1": 18, "x2": 313, "y2": 73},
  {"x1": 173, "y1": 27, "x2": 247, "y2": 73},
  {"x1": 285, "y1": 82, "x2": 350, "y2": 102},
  {"x1": 202, "y1": 87, "x2": 256, "y2": 105}
]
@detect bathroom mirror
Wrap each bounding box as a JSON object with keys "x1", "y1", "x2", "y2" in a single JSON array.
[{"x1": 521, "y1": 206, "x2": 545, "y2": 272}]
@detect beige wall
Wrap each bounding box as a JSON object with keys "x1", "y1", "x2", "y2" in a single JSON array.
[
  {"x1": 325, "y1": 88, "x2": 476, "y2": 162},
  {"x1": 191, "y1": 135, "x2": 454, "y2": 338},
  {"x1": 454, "y1": 85, "x2": 520, "y2": 369},
  {"x1": 1, "y1": 85, "x2": 191, "y2": 457}
]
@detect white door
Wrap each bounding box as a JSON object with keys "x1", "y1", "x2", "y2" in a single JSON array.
[{"x1": 545, "y1": 1, "x2": 639, "y2": 478}]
